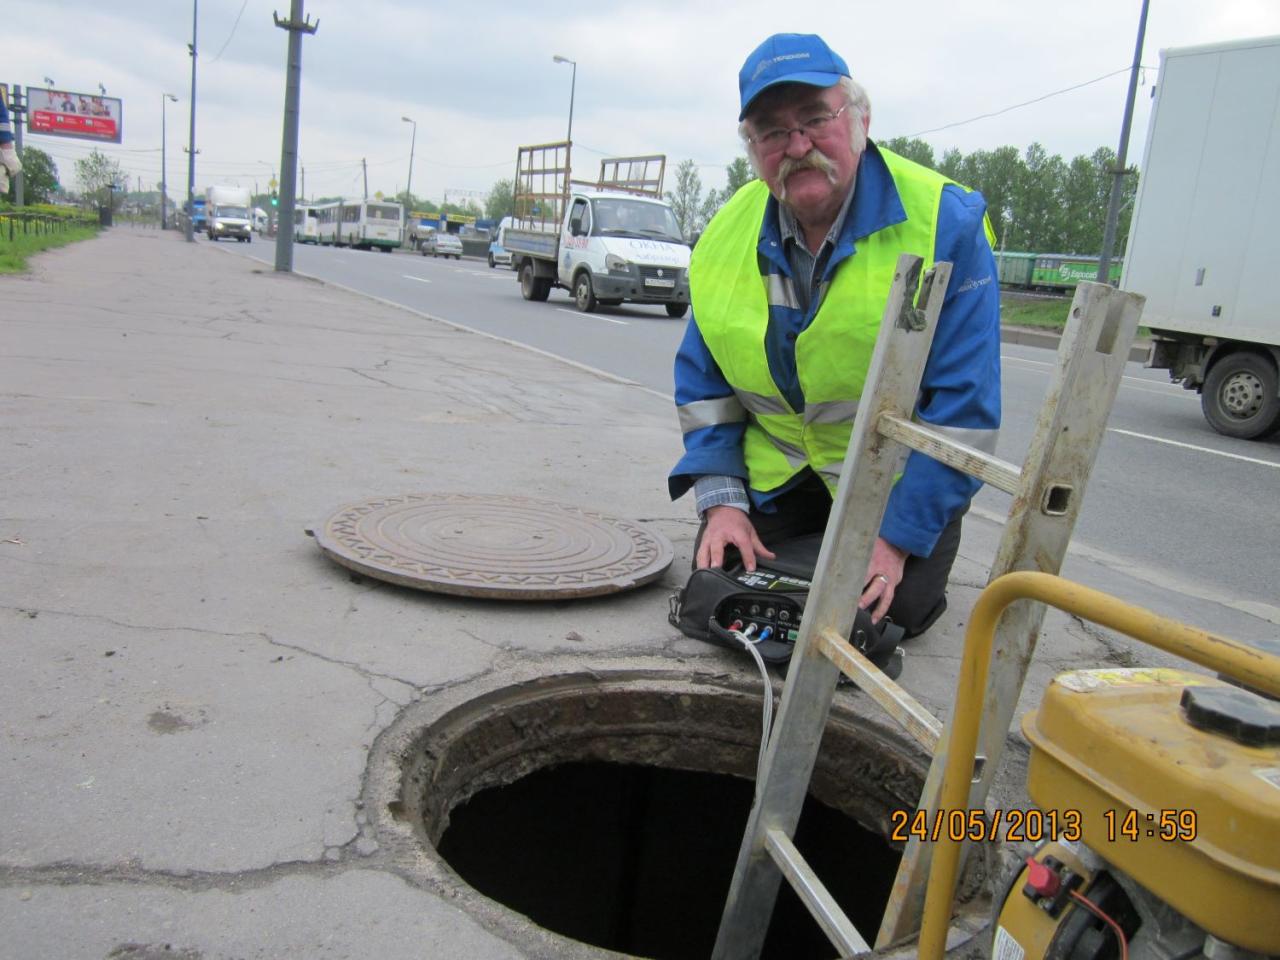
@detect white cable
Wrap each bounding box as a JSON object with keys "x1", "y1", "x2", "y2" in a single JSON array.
[{"x1": 731, "y1": 629, "x2": 774, "y2": 789}]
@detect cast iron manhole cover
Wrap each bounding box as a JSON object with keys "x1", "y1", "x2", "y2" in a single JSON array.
[{"x1": 309, "y1": 493, "x2": 674, "y2": 599}]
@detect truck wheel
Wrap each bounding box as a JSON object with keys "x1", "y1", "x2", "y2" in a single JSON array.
[
  {"x1": 1201, "y1": 351, "x2": 1280, "y2": 439},
  {"x1": 488, "y1": 253, "x2": 495, "y2": 268},
  {"x1": 520, "y1": 263, "x2": 550, "y2": 302},
  {"x1": 574, "y1": 273, "x2": 598, "y2": 313},
  {"x1": 665, "y1": 302, "x2": 689, "y2": 319}
]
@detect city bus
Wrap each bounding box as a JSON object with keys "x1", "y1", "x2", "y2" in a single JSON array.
[
  {"x1": 293, "y1": 204, "x2": 320, "y2": 243},
  {"x1": 314, "y1": 199, "x2": 403, "y2": 251}
]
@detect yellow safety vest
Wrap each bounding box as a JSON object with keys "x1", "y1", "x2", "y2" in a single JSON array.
[{"x1": 690, "y1": 149, "x2": 956, "y2": 495}]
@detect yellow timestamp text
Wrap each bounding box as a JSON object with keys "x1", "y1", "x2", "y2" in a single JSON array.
[
  {"x1": 889, "y1": 807, "x2": 1083, "y2": 844},
  {"x1": 1104, "y1": 807, "x2": 1198, "y2": 842}
]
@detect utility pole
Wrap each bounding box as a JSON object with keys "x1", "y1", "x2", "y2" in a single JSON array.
[
  {"x1": 161, "y1": 92, "x2": 178, "y2": 229},
  {"x1": 185, "y1": 0, "x2": 199, "y2": 243},
  {"x1": 272, "y1": 0, "x2": 318, "y2": 272},
  {"x1": 362, "y1": 157, "x2": 368, "y2": 200},
  {"x1": 11, "y1": 86, "x2": 25, "y2": 207},
  {"x1": 1098, "y1": 0, "x2": 1149, "y2": 283}
]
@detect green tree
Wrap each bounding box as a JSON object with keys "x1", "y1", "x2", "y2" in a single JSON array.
[
  {"x1": 701, "y1": 156, "x2": 756, "y2": 224},
  {"x1": 880, "y1": 137, "x2": 936, "y2": 170},
  {"x1": 5, "y1": 146, "x2": 58, "y2": 203},
  {"x1": 1059, "y1": 151, "x2": 1110, "y2": 254},
  {"x1": 666, "y1": 158, "x2": 708, "y2": 239},
  {"x1": 1015, "y1": 143, "x2": 1068, "y2": 252},
  {"x1": 74, "y1": 149, "x2": 127, "y2": 212},
  {"x1": 960, "y1": 146, "x2": 1023, "y2": 251},
  {"x1": 937, "y1": 147, "x2": 964, "y2": 182},
  {"x1": 485, "y1": 178, "x2": 515, "y2": 221},
  {"x1": 723, "y1": 156, "x2": 755, "y2": 195}
]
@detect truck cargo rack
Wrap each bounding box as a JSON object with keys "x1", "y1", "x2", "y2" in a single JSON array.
[
  {"x1": 576, "y1": 155, "x2": 666, "y2": 198},
  {"x1": 513, "y1": 141, "x2": 572, "y2": 233}
]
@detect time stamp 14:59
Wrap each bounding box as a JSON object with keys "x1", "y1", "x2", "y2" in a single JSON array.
[{"x1": 888, "y1": 807, "x2": 1200, "y2": 844}]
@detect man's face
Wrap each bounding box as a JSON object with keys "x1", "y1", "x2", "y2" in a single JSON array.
[{"x1": 746, "y1": 84, "x2": 863, "y2": 223}]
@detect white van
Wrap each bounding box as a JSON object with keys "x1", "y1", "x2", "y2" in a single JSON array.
[
  {"x1": 489, "y1": 216, "x2": 514, "y2": 269},
  {"x1": 506, "y1": 190, "x2": 691, "y2": 316},
  {"x1": 205, "y1": 185, "x2": 253, "y2": 242}
]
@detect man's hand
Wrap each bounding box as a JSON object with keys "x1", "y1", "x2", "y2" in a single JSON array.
[
  {"x1": 858, "y1": 536, "x2": 908, "y2": 622},
  {"x1": 696, "y1": 505, "x2": 776, "y2": 571},
  {"x1": 0, "y1": 146, "x2": 22, "y2": 178}
]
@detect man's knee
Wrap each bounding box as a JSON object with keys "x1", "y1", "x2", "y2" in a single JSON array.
[{"x1": 887, "y1": 512, "x2": 964, "y2": 638}]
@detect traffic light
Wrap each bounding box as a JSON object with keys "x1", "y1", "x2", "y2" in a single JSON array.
[{"x1": 269, "y1": 191, "x2": 278, "y2": 207}]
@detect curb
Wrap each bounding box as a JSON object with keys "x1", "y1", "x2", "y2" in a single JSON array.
[{"x1": 1001, "y1": 324, "x2": 1150, "y2": 364}]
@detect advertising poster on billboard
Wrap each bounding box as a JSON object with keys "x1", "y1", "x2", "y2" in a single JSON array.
[{"x1": 27, "y1": 87, "x2": 123, "y2": 144}]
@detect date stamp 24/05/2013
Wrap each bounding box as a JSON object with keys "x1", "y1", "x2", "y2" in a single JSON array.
[{"x1": 888, "y1": 808, "x2": 1200, "y2": 845}]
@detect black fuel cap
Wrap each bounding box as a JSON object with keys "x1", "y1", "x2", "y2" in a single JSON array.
[{"x1": 1181, "y1": 685, "x2": 1280, "y2": 748}]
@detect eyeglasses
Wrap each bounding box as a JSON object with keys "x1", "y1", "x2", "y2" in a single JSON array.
[{"x1": 748, "y1": 103, "x2": 850, "y2": 155}]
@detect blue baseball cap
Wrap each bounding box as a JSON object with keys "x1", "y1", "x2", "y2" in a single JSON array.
[{"x1": 738, "y1": 33, "x2": 851, "y2": 120}]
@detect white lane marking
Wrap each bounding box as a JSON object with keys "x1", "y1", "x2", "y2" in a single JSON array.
[
  {"x1": 402, "y1": 275, "x2": 432, "y2": 284},
  {"x1": 1107, "y1": 428, "x2": 1280, "y2": 469},
  {"x1": 1001, "y1": 353, "x2": 1188, "y2": 398},
  {"x1": 555, "y1": 308, "x2": 628, "y2": 326},
  {"x1": 968, "y1": 504, "x2": 1280, "y2": 627}
]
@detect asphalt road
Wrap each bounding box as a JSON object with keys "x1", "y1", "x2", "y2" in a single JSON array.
[{"x1": 222, "y1": 238, "x2": 1280, "y2": 639}]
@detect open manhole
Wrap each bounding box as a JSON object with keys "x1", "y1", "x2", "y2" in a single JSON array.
[{"x1": 382, "y1": 672, "x2": 990, "y2": 959}]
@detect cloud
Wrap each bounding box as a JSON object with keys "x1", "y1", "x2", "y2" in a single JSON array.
[{"x1": 11, "y1": 0, "x2": 1280, "y2": 202}]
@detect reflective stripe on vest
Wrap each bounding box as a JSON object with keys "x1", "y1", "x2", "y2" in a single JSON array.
[{"x1": 690, "y1": 149, "x2": 954, "y2": 494}]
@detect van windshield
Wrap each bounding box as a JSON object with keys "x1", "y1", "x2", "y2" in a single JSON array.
[
  {"x1": 590, "y1": 198, "x2": 683, "y2": 243},
  {"x1": 219, "y1": 206, "x2": 249, "y2": 219}
]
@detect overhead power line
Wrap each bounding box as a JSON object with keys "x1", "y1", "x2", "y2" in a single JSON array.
[
  {"x1": 902, "y1": 66, "x2": 1142, "y2": 139},
  {"x1": 209, "y1": 0, "x2": 250, "y2": 64}
]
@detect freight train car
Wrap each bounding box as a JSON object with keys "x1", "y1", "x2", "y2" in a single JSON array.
[{"x1": 994, "y1": 251, "x2": 1122, "y2": 291}]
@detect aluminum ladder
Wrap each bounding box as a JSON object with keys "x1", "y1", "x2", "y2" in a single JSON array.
[{"x1": 710, "y1": 254, "x2": 1144, "y2": 958}]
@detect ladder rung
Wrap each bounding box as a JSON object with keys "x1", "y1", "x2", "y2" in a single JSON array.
[
  {"x1": 877, "y1": 415, "x2": 1021, "y2": 494},
  {"x1": 816, "y1": 627, "x2": 942, "y2": 754},
  {"x1": 764, "y1": 828, "x2": 871, "y2": 957}
]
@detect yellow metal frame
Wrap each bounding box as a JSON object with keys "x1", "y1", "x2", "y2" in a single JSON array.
[{"x1": 918, "y1": 571, "x2": 1280, "y2": 960}]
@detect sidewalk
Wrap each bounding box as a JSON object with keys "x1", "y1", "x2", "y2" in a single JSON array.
[{"x1": 1, "y1": 229, "x2": 1153, "y2": 959}]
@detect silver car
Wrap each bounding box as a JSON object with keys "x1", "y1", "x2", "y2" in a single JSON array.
[{"x1": 422, "y1": 230, "x2": 463, "y2": 260}]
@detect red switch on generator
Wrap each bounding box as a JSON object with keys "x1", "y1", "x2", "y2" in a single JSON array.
[{"x1": 1024, "y1": 856, "x2": 1062, "y2": 898}]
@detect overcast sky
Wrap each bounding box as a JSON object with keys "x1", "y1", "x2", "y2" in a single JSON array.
[{"x1": 10, "y1": 0, "x2": 1280, "y2": 207}]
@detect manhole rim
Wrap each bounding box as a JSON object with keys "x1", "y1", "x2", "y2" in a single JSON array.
[{"x1": 364, "y1": 660, "x2": 992, "y2": 960}]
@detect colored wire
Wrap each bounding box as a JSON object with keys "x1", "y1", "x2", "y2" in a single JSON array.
[
  {"x1": 731, "y1": 628, "x2": 774, "y2": 790},
  {"x1": 1069, "y1": 890, "x2": 1129, "y2": 960}
]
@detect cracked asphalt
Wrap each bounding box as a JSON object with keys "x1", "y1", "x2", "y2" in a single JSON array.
[{"x1": 0, "y1": 227, "x2": 1171, "y2": 959}]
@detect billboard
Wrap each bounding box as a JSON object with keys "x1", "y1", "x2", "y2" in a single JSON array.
[{"x1": 27, "y1": 87, "x2": 123, "y2": 143}]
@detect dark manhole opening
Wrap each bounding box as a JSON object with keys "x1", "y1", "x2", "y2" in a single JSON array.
[
  {"x1": 401, "y1": 675, "x2": 986, "y2": 959},
  {"x1": 438, "y1": 759, "x2": 900, "y2": 960}
]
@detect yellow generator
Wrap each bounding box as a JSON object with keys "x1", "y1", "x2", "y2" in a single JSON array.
[{"x1": 995, "y1": 667, "x2": 1280, "y2": 958}]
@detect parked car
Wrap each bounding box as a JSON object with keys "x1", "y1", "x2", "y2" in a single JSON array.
[
  {"x1": 489, "y1": 216, "x2": 514, "y2": 269},
  {"x1": 421, "y1": 229, "x2": 463, "y2": 259}
]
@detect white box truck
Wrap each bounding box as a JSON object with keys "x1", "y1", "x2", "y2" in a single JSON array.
[
  {"x1": 1122, "y1": 35, "x2": 1280, "y2": 439},
  {"x1": 205, "y1": 185, "x2": 253, "y2": 243},
  {"x1": 505, "y1": 143, "x2": 691, "y2": 317}
]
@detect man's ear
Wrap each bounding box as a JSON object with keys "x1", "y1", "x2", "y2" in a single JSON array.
[{"x1": 862, "y1": 111, "x2": 871, "y2": 135}]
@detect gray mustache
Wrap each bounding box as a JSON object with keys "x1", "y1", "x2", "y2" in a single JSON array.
[{"x1": 777, "y1": 149, "x2": 837, "y2": 201}]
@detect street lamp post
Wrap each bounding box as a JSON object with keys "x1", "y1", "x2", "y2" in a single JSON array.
[
  {"x1": 258, "y1": 160, "x2": 277, "y2": 234},
  {"x1": 552, "y1": 54, "x2": 576, "y2": 145},
  {"x1": 401, "y1": 116, "x2": 416, "y2": 208},
  {"x1": 161, "y1": 93, "x2": 178, "y2": 229},
  {"x1": 185, "y1": 0, "x2": 199, "y2": 242}
]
